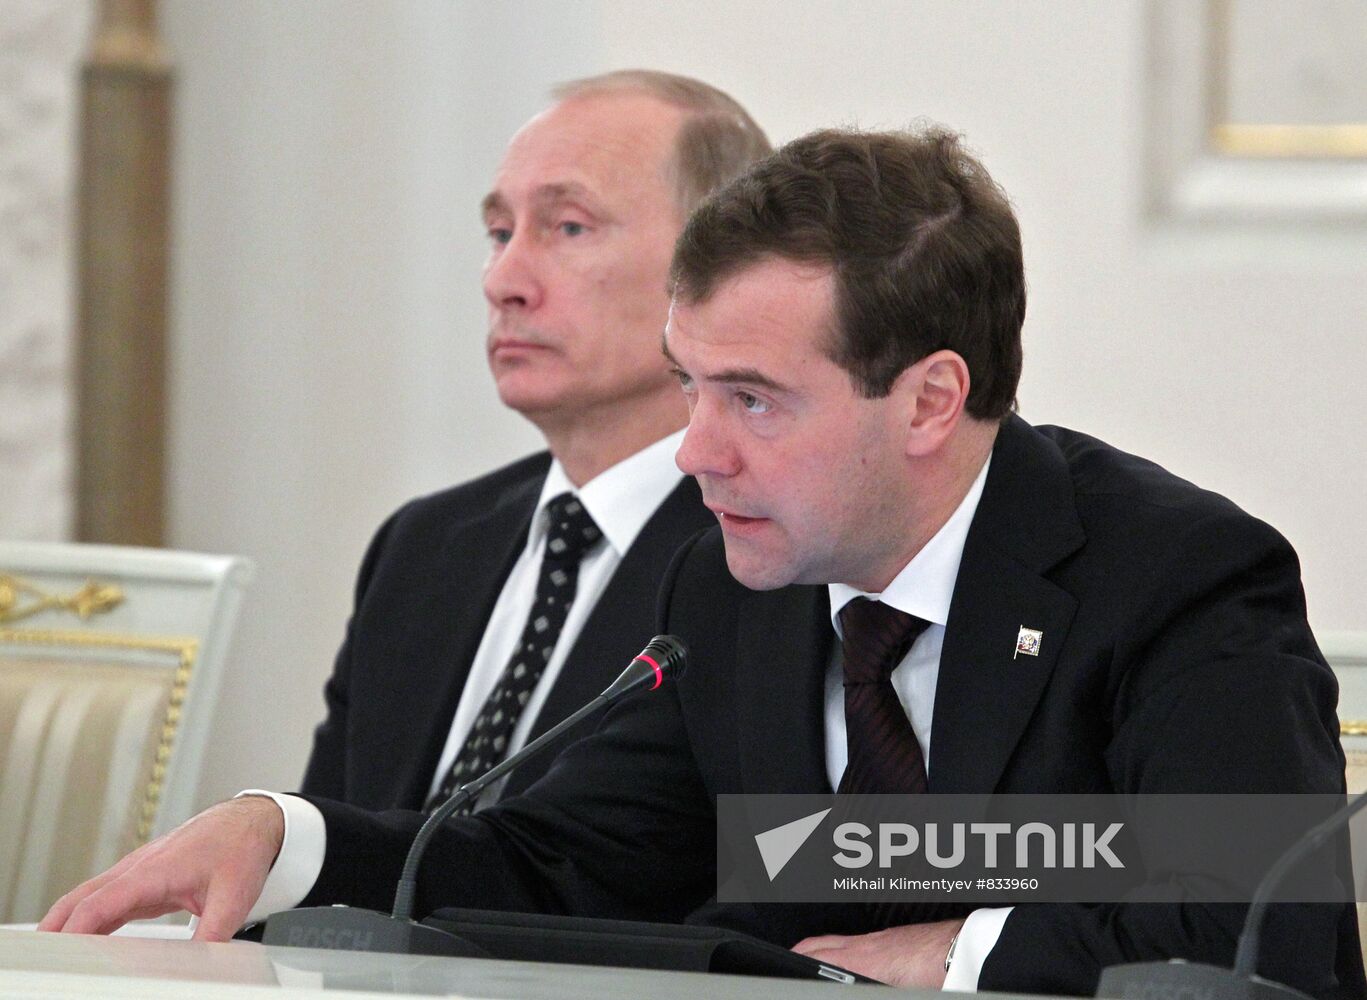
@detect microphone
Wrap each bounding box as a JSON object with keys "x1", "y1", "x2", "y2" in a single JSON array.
[
  {"x1": 392, "y1": 634, "x2": 685, "y2": 921},
  {"x1": 262, "y1": 636, "x2": 687, "y2": 957},
  {"x1": 1096, "y1": 791, "x2": 1365, "y2": 1000}
]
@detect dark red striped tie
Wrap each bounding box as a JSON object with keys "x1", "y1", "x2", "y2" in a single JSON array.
[{"x1": 836, "y1": 597, "x2": 931, "y2": 795}]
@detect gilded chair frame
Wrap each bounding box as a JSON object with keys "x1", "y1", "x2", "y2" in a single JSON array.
[{"x1": 0, "y1": 542, "x2": 250, "y2": 912}]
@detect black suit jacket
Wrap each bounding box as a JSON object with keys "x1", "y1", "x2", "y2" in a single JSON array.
[
  {"x1": 299, "y1": 451, "x2": 712, "y2": 808},
  {"x1": 302, "y1": 418, "x2": 1362, "y2": 997}
]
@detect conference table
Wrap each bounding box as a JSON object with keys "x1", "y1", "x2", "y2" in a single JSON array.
[{"x1": 0, "y1": 927, "x2": 1066, "y2": 999}]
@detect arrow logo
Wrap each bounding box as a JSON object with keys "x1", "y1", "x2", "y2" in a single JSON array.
[{"x1": 754, "y1": 808, "x2": 831, "y2": 881}]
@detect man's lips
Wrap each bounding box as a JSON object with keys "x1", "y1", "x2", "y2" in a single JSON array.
[
  {"x1": 707, "y1": 505, "x2": 767, "y2": 528},
  {"x1": 489, "y1": 337, "x2": 554, "y2": 355}
]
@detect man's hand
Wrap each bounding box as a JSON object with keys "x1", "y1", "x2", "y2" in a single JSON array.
[
  {"x1": 792, "y1": 917, "x2": 966, "y2": 988},
  {"x1": 38, "y1": 796, "x2": 285, "y2": 941}
]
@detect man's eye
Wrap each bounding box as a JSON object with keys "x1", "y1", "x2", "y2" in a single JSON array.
[
  {"x1": 738, "y1": 391, "x2": 771, "y2": 415},
  {"x1": 488, "y1": 227, "x2": 512, "y2": 245},
  {"x1": 671, "y1": 368, "x2": 695, "y2": 391},
  {"x1": 559, "y1": 221, "x2": 586, "y2": 236}
]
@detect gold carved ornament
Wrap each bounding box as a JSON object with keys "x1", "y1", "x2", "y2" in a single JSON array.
[
  {"x1": 0, "y1": 573, "x2": 125, "y2": 624},
  {"x1": 0, "y1": 572, "x2": 196, "y2": 843}
]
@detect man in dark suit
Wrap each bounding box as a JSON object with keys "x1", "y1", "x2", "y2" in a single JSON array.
[
  {"x1": 298, "y1": 70, "x2": 767, "y2": 811},
  {"x1": 44, "y1": 126, "x2": 1359, "y2": 998}
]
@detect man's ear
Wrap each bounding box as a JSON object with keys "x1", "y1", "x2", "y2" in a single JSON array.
[{"x1": 890, "y1": 350, "x2": 971, "y2": 458}]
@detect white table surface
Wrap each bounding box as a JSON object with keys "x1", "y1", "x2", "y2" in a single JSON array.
[{"x1": 0, "y1": 928, "x2": 957, "y2": 999}]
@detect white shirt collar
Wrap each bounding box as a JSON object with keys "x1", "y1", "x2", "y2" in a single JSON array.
[
  {"x1": 828, "y1": 455, "x2": 992, "y2": 634},
  {"x1": 532, "y1": 429, "x2": 686, "y2": 557}
]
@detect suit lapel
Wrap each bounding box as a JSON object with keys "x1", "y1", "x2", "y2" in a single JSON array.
[
  {"x1": 929, "y1": 549, "x2": 1078, "y2": 792},
  {"x1": 735, "y1": 584, "x2": 832, "y2": 793},
  {"x1": 392, "y1": 468, "x2": 543, "y2": 807},
  {"x1": 928, "y1": 416, "x2": 1085, "y2": 793}
]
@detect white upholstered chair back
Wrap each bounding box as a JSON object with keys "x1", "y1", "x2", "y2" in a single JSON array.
[
  {"x1": 1321, "y1": 631, "x2": 1367, "y2": 964},
  {"x1": 0, "y1": 542, "x2": 252, "y2": 922},
  {"x1": 1327, "y1": 632, "x2": 1367, "y2": 785}
]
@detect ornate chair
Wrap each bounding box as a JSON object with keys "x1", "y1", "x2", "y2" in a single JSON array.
[
  {"x1": 1325, "y1": 634, "x2": 1367, "y2": 747},
  {"x1": 1327, "y1": 632, "x2": 1367, "y2": 785},
  {"x1": 1320, "y1": 632, "x2": 1367, "y2": 963},
  {"x1": 0, "y1": 542, "x2": 251, "y2": 922}
]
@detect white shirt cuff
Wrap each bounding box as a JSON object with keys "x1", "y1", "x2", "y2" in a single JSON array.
[
  {"x1": 235, "y1": 790, "x2": 327, "y2": 926},
  {"x1": 942, "y1": 906, "x2": 1013, "y2": 991}
]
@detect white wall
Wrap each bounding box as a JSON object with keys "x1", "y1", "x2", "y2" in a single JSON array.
[{"x1": 160, "y1": 1, "x2": 1367, "y2": 807}]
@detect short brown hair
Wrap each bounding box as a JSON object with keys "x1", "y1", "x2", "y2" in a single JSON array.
[
  {"x1": 670, "y1": 125, "x2": 1025, "y2": 420},
  {"x1": 553, "y1": 69, "x2": 772, "y2": 215}
]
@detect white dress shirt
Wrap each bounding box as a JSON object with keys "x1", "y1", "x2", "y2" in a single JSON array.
[
  {"x1": 249, "y1": 445, "x2": 1011, "y2": 989},
  {"x1": 823, "y1": 456, "x2": 1009, "y2": 991}
]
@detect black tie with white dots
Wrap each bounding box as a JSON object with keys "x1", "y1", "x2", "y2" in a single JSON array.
[{"x1": 425, "y1": 492, "x2": 603, "y2": 815}]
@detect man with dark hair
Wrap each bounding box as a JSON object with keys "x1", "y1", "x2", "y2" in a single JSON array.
[
  {"x1": 298, "y1": 70, "x2": 769, "y2": 818},
  {"x1": 672, "y1": 125, "x2": 1024, "y2": 416},
  {"x1": 45, "y1": 125, "x2": 1359, "y2": 998},
  {"x1": 660, "y1": 127, "x2": 1357, "y2": 994}
]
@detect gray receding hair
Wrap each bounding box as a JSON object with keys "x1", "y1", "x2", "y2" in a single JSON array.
[{"x1": 552, "y1": 69, "x2": 772, "y2": 215}]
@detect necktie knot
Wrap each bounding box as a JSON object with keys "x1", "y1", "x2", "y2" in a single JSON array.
[
  {"x1": 543, "y1": 493, "x2": 602, "y2": 562},
  {"x1": 838, "y1": 597, "x2": 928, "y2": 685}
]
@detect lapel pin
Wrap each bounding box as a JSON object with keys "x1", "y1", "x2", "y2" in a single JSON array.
[{"x1": 1014, "y1": 626, "x2": 1043, "y2": 659}]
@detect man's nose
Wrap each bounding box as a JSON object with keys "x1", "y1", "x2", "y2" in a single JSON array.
[
  {"x1": 483, "y1": 233, "x2": 544, "y2": 311},
  {"x1": 675, "y1": 398, "x2": 741, "y2": 479}
]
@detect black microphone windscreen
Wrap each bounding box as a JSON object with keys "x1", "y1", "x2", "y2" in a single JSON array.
[
  {"x1": 599, "y1": 636, "x2": 689, "y2": 700},
  {"x1": 641, "y1": 635, "x2": 688, "y2": 681}
]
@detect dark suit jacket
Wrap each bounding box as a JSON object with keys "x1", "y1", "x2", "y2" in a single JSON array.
[
  {"x1": 302, "y1": 418, "x2": 1362, "y2": 998},
  {"x1": 299, "y1": 451, "x2": 712, "y2": 808}
]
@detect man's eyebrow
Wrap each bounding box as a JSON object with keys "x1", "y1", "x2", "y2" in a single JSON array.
[
  {"x1": 661, "y1": 337, "x2": 681, "y2": 367},
  {"x1": 659, "y1": 339, "x2": 790, "y2": 394},
  {"x1": 710, "y1": 367, "x2": 789, "y2": 393},
  {"x1": 480, "y1": 191, "x2": 508, "y2": 219},
  {"x1": 535, "y1": 182, "x2": 596, "y2": 206},
  {"x1": 482, "y1": 183, "x2": 604, "y2": 220}
]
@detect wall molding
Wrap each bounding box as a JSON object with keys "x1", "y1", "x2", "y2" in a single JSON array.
[{"x1": 1146, "y1": 0, "x2": 1367, "y2": 225}]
